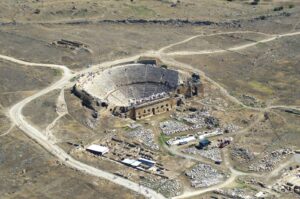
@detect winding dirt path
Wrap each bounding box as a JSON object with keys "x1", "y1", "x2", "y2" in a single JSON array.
[
  {"x1": 159, "y1": 30, "x2": 273, "y2": 53},
  {"x1": 1, "y1": 29, "x2": 300, "y2": 199},
  {"x1": 165, "y1": 31, "x2": 300, "y2": 56},
  {"x1": 3, "y1": 55, "x2": 165, "y2": 199},
  {"x1": 45, "y1": 89, "x2": 68, "y2": 142},
  {"x1": 0, "y1": 124, "x2": 15, "y2": 137}
]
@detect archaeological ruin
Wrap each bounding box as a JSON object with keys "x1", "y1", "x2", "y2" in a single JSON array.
[{"x1": 73, "y1": 59, "x2": 203, "y2": 120}]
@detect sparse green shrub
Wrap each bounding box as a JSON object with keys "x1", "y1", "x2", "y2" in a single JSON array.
[
  {"x1": 70, "y1": 77, "x2": 77, "y2": 82},
  {"x1": 43, "y1": 101, "x2": 54, "y2": 108},
  {"x1": 53, "y1": 69, "x2": 62, "y2": 76},
  {"x1": 273, "y1": 6, "x2": 284, "y2": 11},
  {"x1": 288, "y1": 4, "x2": 295, "y2": 9},
  {"x1": 259, "y1": 16, "x2": 266, "y2": 20}
]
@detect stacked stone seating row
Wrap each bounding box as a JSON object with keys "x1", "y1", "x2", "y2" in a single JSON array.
[
  {"x1": 107, "y1": 94, "x2": 124, "y2": 105},
  {"x1": 143, "y1": 83, "x2": 159, "y2": 97},
  {"x1": 145, "y1": 65, "x2": 163, "y2": 82},
  {"x1": 156, "y1": 85, "x2": 170, "y2": 93},
  {"x1": 97, "y1": 74, "x2": 116, "y2": 93},
  {"x1": 133, "y1": 84, "x2": 147, "y2": 98},
  {"x1": 80, "y1": 63, "x2": 180, "y2": 107},
  {"x1": 125, "y1": 64, "x2": 147, "y2": 84},
  {"x1": 161, "y1": 70, "x2": 179, "y2": 88},
  {"x1": 110, "y1": 90, "x2": 128, "y2": 103},
  {"x1": 108, "y1": 66, "x2": 129, "y2": 86},
  {"x1": 118, "y1": 86, "x2": 135, "y2": 100}
]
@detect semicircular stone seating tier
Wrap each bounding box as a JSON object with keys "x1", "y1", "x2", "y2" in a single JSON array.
[{"x1": 83, "y1": 64, "x2": 179, "y2": 106}]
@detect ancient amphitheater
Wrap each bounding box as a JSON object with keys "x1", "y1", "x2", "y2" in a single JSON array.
[{"x1": 73, "y1": 60, "x2": 203, "y2": 120}]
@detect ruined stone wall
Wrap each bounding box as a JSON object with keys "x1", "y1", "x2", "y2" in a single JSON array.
[
  {"x1": 133, "y1": 98, "x2": 176, "y2": 120},
  {"x1": 176, "y1": 82, "x2": 204, "y2": 98},
  {"x1": 72, "y1": 85, "x2": 104, "y2": 111}
]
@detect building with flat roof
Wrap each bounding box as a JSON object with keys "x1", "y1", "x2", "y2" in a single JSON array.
[
  {"x1": 198, "y1": 138, "x2": 211, "y2": 149},
  {"x1": 121, "y1": 159, "x2": 142, "y2": 167},
  {"x1": 86, "y1": 144, "x2": 109, "y2": 155},
  {"x1": 138, "y1": 158, "x2": 156, "y2": 167}
]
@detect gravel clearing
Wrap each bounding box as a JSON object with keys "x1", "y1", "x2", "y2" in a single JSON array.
[
  {"x1": 231, "y1": 146, "x2": 254, "y2": 163},
  {"x1": 248, "y1": 148, "x2": 293, "y2": 172},
  {"x1": 159, "y1": 120, "x2": 203, "y2": 135},
  {"x1": 160, "y1": 120, "x2": 189, "y2": 135},
  {"x1": 185, "y1": 163, "x2": 224, "y2": 188},
  {"x1": 181, "y1": 110, "x2": 209, "y2": 124},
  {"x1": 182, "y1": 147, "x2": 222, "y2": 162},
  {"x1": 126, "y1": 128, "x2": 159, "y2": 151},
  {"x1": 140, "y1": 177, "x2": 182, "y2": 198}
]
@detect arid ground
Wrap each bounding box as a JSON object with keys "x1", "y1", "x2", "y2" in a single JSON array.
[{"x1": 0, "y1": 1, "x2": 299, "y2": 199}]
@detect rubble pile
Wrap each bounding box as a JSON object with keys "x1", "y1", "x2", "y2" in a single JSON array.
[
  {"x1": 176, "y1": 111, "x2": 223, "y2": 130},
  {"x1": 272, "y1": 176, "x2": 300, "y2": 195},
  {"x1": 201, "y1": 97, "x2": 229, "y2": 108},
  {"x1": 272, "y1": 183, "x2": 300, "y2": 195},
  {"x1": 160, "y1": 120, "x2": 189, "y2": 135},
  {"x1": 160, "y1": 120, "x2": 203, "y2": 135},
  {"x1": 224, "y1": 123, "x2": 240, "y2": 133},
  {"x1": 249, "y1": 148, "x2": 293, "y2": 172},
  {"x1": 231, "y1": 147, "x2": 254, "y2": 163},
  {"x1": 214, "y1": 188, "x2": 253, "y2": 199},
  {"x1": 127, "y1": 128, "x2": 159, "y2": 150},
  {"x1": 181, "y1": 110, "x2": 209, "y2": 124},
  {"x1": 239, "y1": 94, "x2": 264, "y2": 108},
  {"x1": 182, "y1": 147, "x2": 222, "y2": 162},
  {"x1": 205, "y1": 116, "x2": 220, "y2": 128},
  {"x1": 185, "y1": 163, "x2": 224, "y2": 188},
  {"x1": 270, "y1": 165, "x2": 300, "y2": 195},
  {"x1": 140, "y1": 177, "x2": 182, "y2": 197}
]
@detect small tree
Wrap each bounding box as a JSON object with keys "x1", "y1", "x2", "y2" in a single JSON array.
[
  {"x1": 251, "y1": 0, "x2": 260, "y2": 5},
  {"x1": 273, "y1": 6, "x2": 284, "y2": 11}
]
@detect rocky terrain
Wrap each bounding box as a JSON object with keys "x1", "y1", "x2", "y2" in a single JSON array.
[
  {"x1": 1, "y1": 0, "x2": 300, "y2": 199},
  {"x1": 185, "y1": 163, "x2": 225, "y2": 188}
]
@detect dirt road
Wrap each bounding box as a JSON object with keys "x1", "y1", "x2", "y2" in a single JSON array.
[
  {"x1": 3, "y1": 55, "x2": 165, "y2": 199},
  {"x1": 165, "y1": 31, "x2": 300, "y2": 56},
  {"x1": 1, "y1": 29, "x2": 300, "y2": 199}
]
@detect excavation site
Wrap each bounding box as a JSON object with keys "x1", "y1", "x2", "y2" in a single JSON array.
[
  {"x1": 1, "y1": 1, "x2": 300, "y2": 199},
  {"x1": 73, "y1": 59, "x2": 202, "y2": 120}
]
